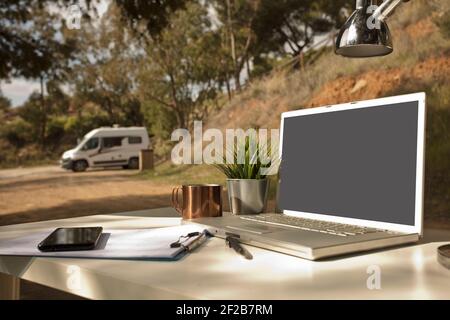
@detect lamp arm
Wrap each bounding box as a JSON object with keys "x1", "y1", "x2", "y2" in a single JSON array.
[{"x1": 373, "y1": 0, "x2": 410, "y2": 22}]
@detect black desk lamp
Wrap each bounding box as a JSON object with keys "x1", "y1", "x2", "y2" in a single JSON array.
[{"x1": 336, "y1": 0, "x2": 411, "y2": 58}]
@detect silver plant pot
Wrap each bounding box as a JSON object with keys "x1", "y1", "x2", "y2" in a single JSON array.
[{"x1": 226, "y1": 179, "x2": 269, "y2": 215}]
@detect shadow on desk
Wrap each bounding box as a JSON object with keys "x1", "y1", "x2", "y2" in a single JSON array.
[{"x1": 0, "y1": 194, "x2": 172, "y2": 226}]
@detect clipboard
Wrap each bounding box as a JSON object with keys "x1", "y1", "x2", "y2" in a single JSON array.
[{"x1": 0, "y1": 225, "x2": 209, "y2": 261}]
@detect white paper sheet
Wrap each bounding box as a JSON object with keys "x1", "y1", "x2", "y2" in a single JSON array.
[{"x1": 0, "y1": 225, "x2": 206, "y2": 260}]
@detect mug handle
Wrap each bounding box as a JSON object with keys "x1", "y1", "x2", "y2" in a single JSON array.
[{"x1": 171, "y1": 186, "x2": 182, "y2": 214}]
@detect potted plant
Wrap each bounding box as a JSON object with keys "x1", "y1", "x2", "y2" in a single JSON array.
[{"x1": 214, "y1": 138, "x2": 277, "y2": 215}]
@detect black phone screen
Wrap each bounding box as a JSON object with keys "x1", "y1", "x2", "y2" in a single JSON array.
[{"x1": 38, "y1": 227, "x2": 103, "y2": 252}]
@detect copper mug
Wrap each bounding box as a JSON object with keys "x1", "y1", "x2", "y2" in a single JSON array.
[{"x1": 171, "y1": 184, "x2": 222, "y2": 219}]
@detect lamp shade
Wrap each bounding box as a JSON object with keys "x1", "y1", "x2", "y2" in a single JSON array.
[{"x1": 335, "y1": 8, "x2": 393, "y2": 58}]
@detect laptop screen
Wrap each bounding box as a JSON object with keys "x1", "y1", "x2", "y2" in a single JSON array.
[{"x1": 279, "y1": 101, "x2": 419, "y2": 226}]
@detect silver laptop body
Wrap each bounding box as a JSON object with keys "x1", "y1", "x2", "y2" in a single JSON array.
[{"x1": 192, "y1": 93, "x2": 426, "y2": 260}]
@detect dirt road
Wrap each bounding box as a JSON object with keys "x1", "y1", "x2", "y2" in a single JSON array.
[
  {"x1": 1, "y1": 165, "x2": 448, "y2": 228},
  {"x1": 0, "y1": 166, "x2": 173, "y2": 226}
]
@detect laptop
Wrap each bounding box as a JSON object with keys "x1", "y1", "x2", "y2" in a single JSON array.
[{"x1": 192, "y1": 93, "x2": 426, "y2": 260}]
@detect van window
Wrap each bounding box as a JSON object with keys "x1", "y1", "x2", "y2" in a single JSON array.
[
  {"x1": 82, "y1": 137, "x2": 99, "y2": 150},
  {"x1": 102, "y1": 137, "x2": 123, "y2": 149},
  {"x1": 128, "y1": 136, "x2": 142, "y2": 144}
]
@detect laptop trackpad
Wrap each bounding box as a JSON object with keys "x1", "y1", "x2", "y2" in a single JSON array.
[{"x1": 225, "y1": 223, "x2": 282, "y2": 234}]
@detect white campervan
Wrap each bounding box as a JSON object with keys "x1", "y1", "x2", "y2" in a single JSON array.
[{"x1": 60, "y1": 127, "x2": 151, "y2": 172}]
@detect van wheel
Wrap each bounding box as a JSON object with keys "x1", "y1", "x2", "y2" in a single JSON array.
[
  {"x1": 128, "y1": 157, "x2": 139, "y2": 170},
  {"x1": 72, "y1": 160, "x2": 88, "y2": 172}
]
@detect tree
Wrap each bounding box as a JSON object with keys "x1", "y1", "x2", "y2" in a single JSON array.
[
  {"x1": 138, "y1": 2, "x2": 222, "y2": 130},
  {"x1": 35, "y1": 7, "x2": 80, "y2": 146},
  {"x1": 211, "y1": 0, "x2": 353, "y2": 86},
  {"x1": 213, "y1": 0, "x2": 261, "y2": 91},
  {"x1": 0, "y1": 0, "x2": 79, "y2": 80},
  {"x1": 0, "y1": 0, "x2": 85, "y2": 148},
  {"x1": 0, "y1": 94, "x2": 11, "y2": 112},
  {"x1": 70, "y1": 4, "x2": 144, "y2": 126},
  {"x1": 0, "y1": 94, "x2": 11, "y2": 124},
  {"x1": 10, "y1": 83, "x2": 69, "y2": 148},
  {"x1": 115, "y1": 0, "x2": 188, "y2": 40},
  {"x1": 17, "y1": 92, "x2": 46, "y2": 144},
  {"x1": 252, "y1": 0, "x2": 353, "y2": 59}
]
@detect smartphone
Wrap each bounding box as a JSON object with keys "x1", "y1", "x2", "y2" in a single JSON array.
[{"x1": 38, "y1": 227, "x2": 103, "y2": 252}]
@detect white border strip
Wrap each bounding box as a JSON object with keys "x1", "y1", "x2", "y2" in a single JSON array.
[{"x1": 279, "y1": 93, "x2": 426, "y2": 235}]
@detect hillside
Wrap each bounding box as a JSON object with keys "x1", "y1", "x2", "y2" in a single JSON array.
[
  {"x1": 208, "y1": 1, "x2": 449, "y2": 131},
  {"x1": 197, "y1": 0, "x2": 450, "y2": 224}
]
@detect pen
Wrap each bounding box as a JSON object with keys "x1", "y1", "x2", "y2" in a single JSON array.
[
  {"x1": 226, "y1": 236, "x2": 253, "y2": 260},
  {"x1": 170, "y1": 230, "x2": 210, "y2": 252},
  {"x1": 185, "y1": 231, "x2": 209, "y2": 252}
]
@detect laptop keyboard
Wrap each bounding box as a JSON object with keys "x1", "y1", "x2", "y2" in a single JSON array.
[{"x1": 239, "y1": 214, "x2": 383, "y2": 237}]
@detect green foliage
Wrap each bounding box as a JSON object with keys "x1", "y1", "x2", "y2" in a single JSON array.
[
  {"x1": 45, "y1": 117, "x2": 66, "y2": 151},
  {"x1": 140, "y1": 100, "x2": 177, "y2": 158},
  {"x1": 250, "y1": 0, "x2": 353, "y2": 57},
  {"x1": 0, "y1": 95, "x2": 11, "y2": 111},
  {"x1": 214, "y1": 136, "x2": 275, "y2": 179},
  {"x1": 251, "y1": 56, "x2": 276, "y2": 78},
  {"x1": 0, "y1": 0, "x2": 78, "y2": 80},
  {"x1": 17, "y1": 92, "x2": 45, "y2": 142},
  {"x1": 1, "y1": 118, "x2": 34, "y2": 149},
  {"x1": 116, "y1": 0, "x2": 188, "y2": 39},
  {"x1": 138, "y1": 1, "x2": 223, "y2": 131},
  {"x1": 67, "y1": 4, "x2": 145, "y2": 127},
  {"x1": 0, "y1": 94, "x2": 11, "y2": 122},
  {"x1": 63, "y1": 112, "x2": 110, "y2": 138}
]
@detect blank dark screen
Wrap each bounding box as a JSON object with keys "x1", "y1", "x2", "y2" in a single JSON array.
[{"x1": 279, "y1": 102, "x2": 419, "y2": 226}]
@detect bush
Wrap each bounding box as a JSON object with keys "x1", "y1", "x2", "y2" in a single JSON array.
[
  {"x1": 45, "y1": 116, "x2": 66, "y2": 150},
  {"x1": 1, "y1": 118, "x2": 34, "y2": 148},
  {"x1": 0, "y1": 139, "x2": 14, "y2": 164},
  {"x1": 63, "y1": 113, "x2": 111, "y2": 140}
]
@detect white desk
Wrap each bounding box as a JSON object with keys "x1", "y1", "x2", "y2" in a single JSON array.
[{"x1": 0, "y1": 207, "x2": 449, "y2": 300}]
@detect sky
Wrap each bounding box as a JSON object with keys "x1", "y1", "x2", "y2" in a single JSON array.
[
  {"x1": 0, "y1": 0, "x2": 109, "y2": 107},
  {"x1": 1, "y1": 79, "x2": 41, "y2": 107}
]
